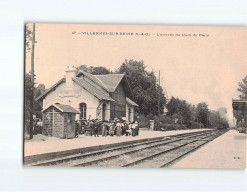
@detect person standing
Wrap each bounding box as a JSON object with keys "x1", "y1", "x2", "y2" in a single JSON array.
[
  {"x1": 125, "y1": 122, "x2": 131, "y2": 136},
  {"x1": 85, "y1": 119, "x2": 93, "y2": 136},
  {"x1": 76, "y1": 120, "x2": 80, "y2": 134},
  {"x1": 135, "y1": 121, "x2": 139, "y2": 136},
  {"x1": 102, "y1": 121, "x2": 107, "y2": 137},
  {"x1": 89, "y1": 120, "x2": 94, "y2": 136},
  {"x1": 109, "y1": 121, "x2": 115, "y2": 136},
  {"x1": 131, "y1": 122, "x2": 136, "y2": 137},
  {"x1": 121, "y1": 121, "x2": 127, "y2": 135},
  {"x1": 93, "y1": 120, "x2": 99, "y2": 137},
  {"x1": 81, "y1": 121, "x2": 86, "y2": 135},
  {"x1": 116, "y1": 120, "x2": 122, "y2": 137},
  {"x1": 75, "y1": 121, "x2": 79, "y2": 138},
  {"x1": 124, "y1": 122, "x2": 130, "y2": 136}
]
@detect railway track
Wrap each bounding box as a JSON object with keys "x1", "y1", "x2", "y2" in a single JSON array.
[{"x1": 25, "y1": 129, "x2": 228, "y2": 168}]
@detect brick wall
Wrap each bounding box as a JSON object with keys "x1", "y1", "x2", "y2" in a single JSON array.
[
  {"x1": 52, "y1": 113, "x2": 64, "y2": 138},
  {"x1": 42, "y1": 106, "x2": 76, "y2": 138},
  {"x1": 43, "y1": 112, "x2": 53, "y2": 136},
  {"x1": 42, "y1": 106, "x2": 64, "y2": 138}
]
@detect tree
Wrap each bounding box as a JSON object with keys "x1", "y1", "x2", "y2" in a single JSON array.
[
  {"x1": 25, "y1": 73, "x2": 46, "y2": 133},
  {"x1": 76, "y1": 65, "x2": 111, "y2": 75},
  {"x1": 91, "y1": 66, "x2": 111, "y2": 75},
  {"x1": 75, "y1": 64, "x2": 90, "y2": 73},
  {"x1": 24, "y1": 73, "x2": 33, "y2": 134},
  {"x1": 196, "y1": 102, "x2": 209, "y2": 127},
  {"x1": 34, "y1": 84, "x2": 46, "y2": 118},
  {"x1": 233, "y1": 75, "x2": 247, "y2": 123},
  {"x1": 25, "y1": 25, "x2": 33, "y2": 53},
  {"x1": 25, "y1": 24, "x2": 36, "y2": 139},
  {"x1": 166, "y1": 96, "x2": 193, "y2": 127},
  {"x1": 238, "y1": 75, "x2": 247, "y2": 99},
  {"x1": 165, "y1": 98, "x2": 229, "y2": 129},
  {"x1": 116, "y1": 59, "x2": 166, "y2": 116}
]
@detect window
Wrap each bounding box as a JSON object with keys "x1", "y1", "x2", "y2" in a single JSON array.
[
  {"x1": 79, "y1": 103, "x2": 87, "y2": 120},
  {"x1": 102, "y1": 103, "x2": 106, "y2": 121}
]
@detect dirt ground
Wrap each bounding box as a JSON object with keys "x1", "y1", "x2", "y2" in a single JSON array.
[{"x1": 170, "y1": 129, "x2": 247, "y2": 169}]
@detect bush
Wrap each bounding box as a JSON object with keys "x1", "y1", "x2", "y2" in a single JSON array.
[
  {"x1": 238, "y1": 127, "x2": 246, "y2": 133},
  {"x1": 138, "y1": 114, "x2": 205, "y2": 130},
  {"x1": 138, "y1": 114, "x2": 154, "y2": 128},
  {"x1": 160, "y1": 123, "x2": 187, "y2": 131},
  {"x1": 190, "y1": 121, "x2": 204, "y2": 129}
]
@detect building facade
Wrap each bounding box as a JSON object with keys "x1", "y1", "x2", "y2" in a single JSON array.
[
  {"x1": 232, "y1": 99, "x2": 247, "y2": 133},
  {"x1": 36, "y1": 66, "x2": 138, "y2": 122}
]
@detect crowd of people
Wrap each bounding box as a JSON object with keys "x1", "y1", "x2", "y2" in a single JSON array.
[{"x1": 75, "y1": 118, "x2": 140, "y2": 138}]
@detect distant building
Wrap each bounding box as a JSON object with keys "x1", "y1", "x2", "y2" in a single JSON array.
[
  {"x1": 36, "y1": 66, "x2": 138, "y2": 122},
  {"x1": 232, "y1": 99, "x2": 247, "y2": 133}
]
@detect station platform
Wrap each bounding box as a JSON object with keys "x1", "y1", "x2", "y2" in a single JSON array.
[
  {"x1": 170, "y1": 129, "x2": 247, "y2": 169},
  {"x1": 24, "y1": 128, "x2": 212, "y2": 157}
]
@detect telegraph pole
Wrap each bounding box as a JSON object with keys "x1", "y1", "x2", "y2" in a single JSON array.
[
  {"x1": 30, "y1": 23, "x2": 36, "y2": 139},
  {"x1": 158, "y1": 70, "x2": 161, "y2": 131}
]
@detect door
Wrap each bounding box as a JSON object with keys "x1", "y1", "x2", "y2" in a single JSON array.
[
  {"x1": 102, "y1": 103, "x2": 106, "y2": 121},
  {"x1": 66, "y1": 113, "x2": 75, "y2": 138}
]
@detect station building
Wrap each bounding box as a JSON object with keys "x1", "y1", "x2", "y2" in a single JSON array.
[
  {"x1": 232, "y1": 99, "x2": 247, "y2": 133},
  {"x1": 36, "y1": 66, "x2": 138, "y2": 122}
]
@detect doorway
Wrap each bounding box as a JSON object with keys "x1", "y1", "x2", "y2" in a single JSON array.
[{"x1": 102, "y1": 103, "x2": 106, "y2": 121}]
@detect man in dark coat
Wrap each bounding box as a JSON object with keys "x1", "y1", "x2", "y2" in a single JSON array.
[
  {"x1": 131, "y1": 122, "x2": 136, "y2": 136},
  {"x1": 93, "y1": 120, "x2": 99, "y2": 137},
  {"x1": 122, "y1": 121, "x2": 128, "y2": 136},
  {"x1": 135, "y1": 121, "x2": 139, "y2": 136}
]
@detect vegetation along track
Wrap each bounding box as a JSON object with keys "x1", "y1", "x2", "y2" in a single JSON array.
[{"x1": 26, "y1": 129, "x2": 229, "y2": 167}]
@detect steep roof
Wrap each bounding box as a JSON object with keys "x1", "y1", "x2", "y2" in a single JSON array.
[
  {"x1": 77, "y1": 71, "x2": 110, "y2": 92},
  {"x1": 36, "y1": 71, "x2": 131, "y2": 103},
  {"x1": 36, "y1": 78, "x2": 65, "y2": 101},
  {"x1": 95, "y1": 74, "x2": 125, "y2": 92},
  {"x1": 77, "y1": 71, "x2": 131, "y2": 94},
  {"x1": 73, "y1": 77, "x2": 114, "y2": 101},
  {"x1": 126, "y1": 97, "x2": 138, "y2": 107},
  {"x1": 43, "y1": 103, "x2": 80, "y2": 113}
]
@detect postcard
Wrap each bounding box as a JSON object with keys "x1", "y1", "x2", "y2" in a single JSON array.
[{"x1": 24, "y1": 23, "x2": 246, "y2": 168}]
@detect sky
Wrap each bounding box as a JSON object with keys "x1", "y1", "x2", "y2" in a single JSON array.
[{"x1": 25, "y1": 23, "x2": 247, "y2": 125}]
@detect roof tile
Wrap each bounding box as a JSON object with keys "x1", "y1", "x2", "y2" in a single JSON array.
[
  {"x1": 95, "y1": 74, "x2": 124, "y2": 92},
  {"x1": 73, "y1": 77, "x2": 114, "y2": 101},
  {"x1": 43, "y1": 103, "x2": 80, "y2": 113}
]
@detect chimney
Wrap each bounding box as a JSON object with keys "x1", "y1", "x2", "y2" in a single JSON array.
[{"x1": 65, "y1": 66, "x2": 76, "y2": 89}]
